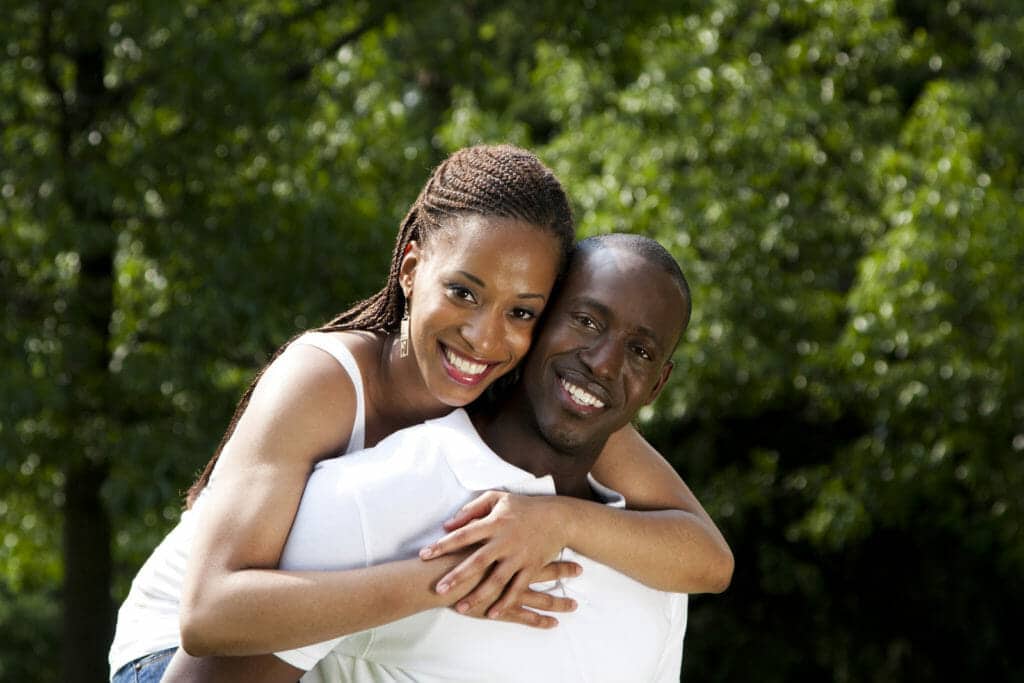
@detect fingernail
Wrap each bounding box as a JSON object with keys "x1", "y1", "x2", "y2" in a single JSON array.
[
  {"x1": 436, "y1": 582, "x2": 449, "y2": 594},
  {"x1": 573, "y1": 565, "x2": 582, "y2": 575},
  {"x1": 456, "y1": 601, "x2": 469, "y2": 613},
  {"x1": 569, "y1": 599, "x2": 577, "y2": 609},
  {"x1": 420, "y1": 547, "x2": 434, "y2": 559},
  {"x1": 488, "y1": 609, "x2": 501, "y2": 619}
]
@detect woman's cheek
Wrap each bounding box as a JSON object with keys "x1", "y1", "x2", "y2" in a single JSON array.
[{"x1": 509, "y1": 325, "x2": 534, "y2": 364}]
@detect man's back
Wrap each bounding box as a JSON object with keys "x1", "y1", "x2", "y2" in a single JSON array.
[{"x1": 277, "y1": 410, "x2": 687, "y2": 682}]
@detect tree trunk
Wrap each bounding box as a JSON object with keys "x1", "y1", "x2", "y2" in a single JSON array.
[
  {"x1": 52, "y1": 14, "x2": 119, "y2": 677},
  {"x1": 61, "y1": 459, "x2": 114, "y2": 683}
]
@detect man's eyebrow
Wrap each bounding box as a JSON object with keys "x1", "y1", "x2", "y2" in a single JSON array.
[
  {"x1": 457, "y1": 271, "x2": 546, "y2": 301},
  {"x1": 572, "y1": 295, "x2": 613, "y2": 318},
  {"x1": 635, "y1": 325, "x2": 662, "y2": 346}
]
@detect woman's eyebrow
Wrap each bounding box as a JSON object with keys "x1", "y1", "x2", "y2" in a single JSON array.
[
  {"x1": 456, "y1": 270, "x2": 486, "y2": 287},
  {"x1": 457, "y1": 270, "x2": 546, "y2": 300}
]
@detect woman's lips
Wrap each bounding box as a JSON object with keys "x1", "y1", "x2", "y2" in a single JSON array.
[{"x1": 440, "y1": 343, "x2": 499, "y2": 386}]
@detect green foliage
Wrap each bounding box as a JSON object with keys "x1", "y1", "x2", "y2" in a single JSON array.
[{"x1": 2, "y1": 0, "x2": 1022, "y2": 681}]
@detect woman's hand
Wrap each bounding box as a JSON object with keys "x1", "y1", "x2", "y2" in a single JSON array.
[{"x1": 419, "y1": 491, "x2": 582, "y2": 627}]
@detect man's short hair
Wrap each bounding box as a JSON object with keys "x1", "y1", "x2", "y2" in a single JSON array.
[{"x1": 576, "y1": 233, "x2": 692, "y2": 331}]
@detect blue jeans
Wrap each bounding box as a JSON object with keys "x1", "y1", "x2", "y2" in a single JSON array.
[{"x1": 112, "y1": 647, "x2": 177, "y2": 683}]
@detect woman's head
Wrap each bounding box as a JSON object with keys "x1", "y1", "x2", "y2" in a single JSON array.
[
  {"x1": 322, "y1": 144, "x2": 575, "y2": 406},
  {"x1": 322, "y1": 144, "x2": 575, "y2": 335},
  {"x1": 397, "y1": 213, "x2": 564, "y2": 407},
  {"x1": 187, "y1": 145, "x2": 573, "y2": 507}
]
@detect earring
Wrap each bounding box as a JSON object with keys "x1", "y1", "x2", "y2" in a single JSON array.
[{"x1": 399, "y1": 304, "x2": 410, "y2": 358}]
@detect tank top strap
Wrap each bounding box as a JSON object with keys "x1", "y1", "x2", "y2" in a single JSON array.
[{"x1": 291, "y1": 331, "x2": 366, "y2": 453}]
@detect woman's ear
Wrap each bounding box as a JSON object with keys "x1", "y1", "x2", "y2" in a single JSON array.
[{"x1": 398, "y1": 241, "x2": 421, "y2": 299}]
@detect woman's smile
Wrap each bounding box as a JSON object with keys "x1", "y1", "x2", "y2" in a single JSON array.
[{"x1": 440, "y1": 342, "x2": 500, "y2": 386}]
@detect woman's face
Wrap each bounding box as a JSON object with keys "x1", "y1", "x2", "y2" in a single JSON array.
[{"x1": 400, "y1": 214, "x2": 563, "y2": 407}]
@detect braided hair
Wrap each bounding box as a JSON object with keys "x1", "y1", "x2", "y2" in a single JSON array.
[
  {"x1": 186, "y1": 145, "x2": 575, "y2": 507},
  {"x1": 320, "y1": 144, "x2": 575, "y2": 333}
]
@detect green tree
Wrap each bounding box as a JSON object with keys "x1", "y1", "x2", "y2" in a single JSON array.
[{"x1": 2, "y1": 1, "x2": 1021, "y2": 681}]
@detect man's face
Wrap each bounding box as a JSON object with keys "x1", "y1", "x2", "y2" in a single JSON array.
[{"x1": 521, "y1": 245, "x2": 687, "y2": 454}]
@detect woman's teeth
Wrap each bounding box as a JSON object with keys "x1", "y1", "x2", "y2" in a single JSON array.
[
  {"x1": 560, "y1": 378, "x2": 605, "y2": 408},
  {"x1": 445, "y1": 347, "x2": 489, "y2": 376}
]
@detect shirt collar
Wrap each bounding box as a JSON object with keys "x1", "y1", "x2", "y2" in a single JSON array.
[{"x1": 429, "y1": 410, "x2": 628, "y2": 506}]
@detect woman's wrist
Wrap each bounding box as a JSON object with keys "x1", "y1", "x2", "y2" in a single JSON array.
[{"x1": 544, "y1": 495, "x2": 578, "y2": 555}]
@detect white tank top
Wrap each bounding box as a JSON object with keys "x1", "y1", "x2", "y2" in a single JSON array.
[{"x1": 108, "y1": 332, "x2": 367, "y2": 677}]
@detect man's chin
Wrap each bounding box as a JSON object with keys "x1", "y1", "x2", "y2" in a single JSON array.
[{"x1": 538, "y1": 424, "x2": 591, "y2": 455}]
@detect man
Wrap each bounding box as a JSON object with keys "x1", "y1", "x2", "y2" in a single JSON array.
[{"x1": 173, "y1": 233, "x2": 716, "y2": 682}]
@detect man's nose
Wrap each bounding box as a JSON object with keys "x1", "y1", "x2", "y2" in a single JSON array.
[{"x1": 579, "y1": 336, "x2": 622, "y2": 381}]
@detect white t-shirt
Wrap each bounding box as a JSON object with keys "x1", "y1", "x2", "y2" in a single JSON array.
[
  {"x1": 108, "y1": 332, "x2": 367, "y2": 678},
  {"x1": 277, "y1": 409, "x2": 688, "y2": 683}
]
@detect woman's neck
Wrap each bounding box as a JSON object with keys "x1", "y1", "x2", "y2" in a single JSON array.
[{"x1": 363, "y1": 331, "x2": 452, "y2": 444}]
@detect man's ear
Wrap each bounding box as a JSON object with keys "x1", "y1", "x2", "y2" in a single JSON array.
[
  {"x1": 398, "y1": 241, "x2": 421, "y2": 299},
  {"x1": 644, "y1": 360, "x2": 674, "y2": 405}
]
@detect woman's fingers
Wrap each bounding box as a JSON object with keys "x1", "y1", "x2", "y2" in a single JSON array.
[
  {"x1": 452, "y1": 562, "x2": 517, "y2": 615},
  {"x1": 432, "y1": 545, "x2": 492, "y2": 595},
  {"x1": 533, "y1": 560, "x2": 583, "y2": 583},
  {"x1": 441, "y1": 491, "x2": 503, "y2": 532},
  {"x1": 487, "y1": 563, "x2": 580, "y2": 617},
  {"x1": 420, "y1": 522, "x2": 489, "y2": 561},
  {"x1": 491, "y1": 606, "x2": 559, "y2": 629},
  {"x1": 481, "y1": 568, "x2": 532, "y2": 618},
  {"x1": 517, "y1": 588, "x2": 577, "y2": 614}
]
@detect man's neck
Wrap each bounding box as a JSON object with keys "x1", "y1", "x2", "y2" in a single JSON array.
[{"x1": 472, "y1": 395, "x2": 603, "y2": 500}]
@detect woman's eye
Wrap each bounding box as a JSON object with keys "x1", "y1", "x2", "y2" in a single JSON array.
[
  {"x1": 448, "y1": 285, "x2": 476, "y2": 303},
  {"x1": 511, "y1": 308, "x2": 536, "y2": 321}
]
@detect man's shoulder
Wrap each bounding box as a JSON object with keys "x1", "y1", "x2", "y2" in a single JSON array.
[{"x1": 310, "y1": 410, "x2": 483, "y2": 488}]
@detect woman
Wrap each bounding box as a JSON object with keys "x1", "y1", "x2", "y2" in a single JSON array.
[{"x1": 109, "y1": 145, "x2": 732, "y2": 682}]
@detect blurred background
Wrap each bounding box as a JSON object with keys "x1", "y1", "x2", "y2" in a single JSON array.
[{"x1": 2, "y1": 1, "x2": 1022, "y2": 681}]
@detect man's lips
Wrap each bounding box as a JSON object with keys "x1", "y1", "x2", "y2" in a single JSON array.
[
  {"x1": 556, "y1": 370, "x2": 611, "y2": 413},
  {"x1": 440, "y1": 343, "x2": 500, "y2": 386}
]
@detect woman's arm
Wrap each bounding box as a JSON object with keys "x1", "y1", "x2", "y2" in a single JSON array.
[
  {"x1": 179, "y1": 344, "x2": 575, "y2": 656},
  {"x1": 169, "y1": 555, "x2": 465, "y2": 681},
  {"x1": 179, "y1": 343, "x2": 376, "y2": 654},
  {"x1": 166, "y1": 553, "x2": 581, "y2": 683},
  {"x1": 421, "y1": 424, "x2": 733, "y2": 617},
  {"x1": 571, "y1": 423, "x2": 734, "y2": 592}
]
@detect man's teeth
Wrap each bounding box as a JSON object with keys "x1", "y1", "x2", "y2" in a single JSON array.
[
  {"x1": 560, "y1": 378, "x2": 605, "y2": 408},
  {"x1": 445, "y1": 347, "x2": 488, "y2": 375}
]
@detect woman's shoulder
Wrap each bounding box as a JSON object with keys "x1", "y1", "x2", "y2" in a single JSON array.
[
  {"x1": 255, "y1": 333, "x2": 370, "y2": 411},
  {"x1": 266, "y1": 330, "x2": 387, "y2": 405},
  {"x1": 230, "y1": 333, "x2": 378, "y2": 460},
  {"x1": 290, "y1": 330, "x2": 382, "y2": 383}
]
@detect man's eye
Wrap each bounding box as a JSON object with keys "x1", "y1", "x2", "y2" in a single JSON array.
[
  {"x1": 633, "y1": 345, "x2": 652, "y2": 360},
  {"x1": 574, "y1": 314, "x2": 597, "y2": 329}
]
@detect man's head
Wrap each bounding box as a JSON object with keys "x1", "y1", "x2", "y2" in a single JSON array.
[{"x1": 520, "y1": 233, "x2": 691, "y2": 455}]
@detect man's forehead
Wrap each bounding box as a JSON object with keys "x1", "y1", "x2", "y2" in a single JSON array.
[{"x1": 561, "y1": 246, "x2": 685, "y2": 341}]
